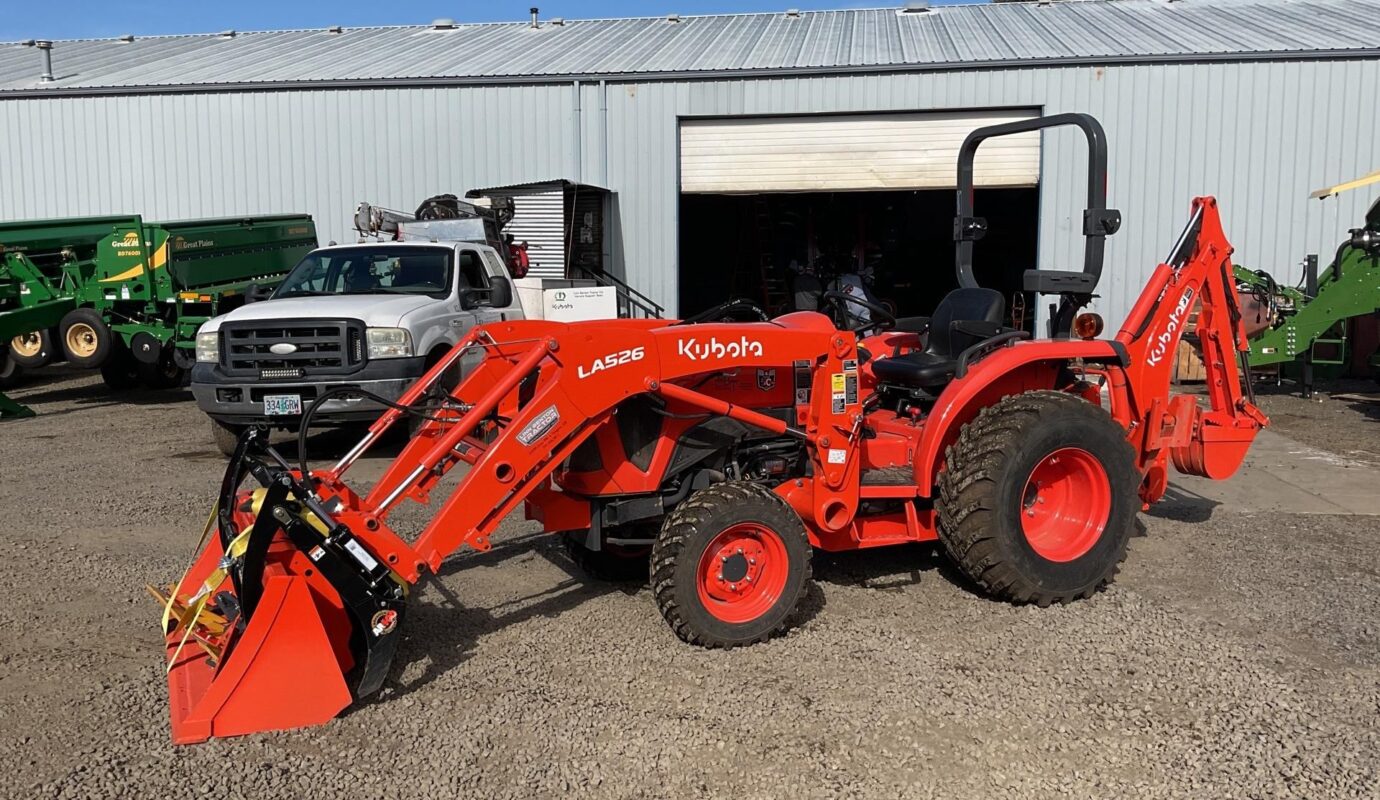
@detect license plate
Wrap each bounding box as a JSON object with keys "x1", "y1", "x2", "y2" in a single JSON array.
[{"x1": 263, "y1": 394, "x2": 302, "y2": 416}]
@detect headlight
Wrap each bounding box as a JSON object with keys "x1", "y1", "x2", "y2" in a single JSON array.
[
  {"x1": 195, "y1": 331, "x2": 219, "y2": 363},
  {"x1": 367, "y1": 327, "x2": 413, "y2": 359}
]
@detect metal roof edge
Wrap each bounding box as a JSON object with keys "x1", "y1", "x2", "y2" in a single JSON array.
[{"x1": 2, "y1": 46, "x2": 1377, "y2": 100}]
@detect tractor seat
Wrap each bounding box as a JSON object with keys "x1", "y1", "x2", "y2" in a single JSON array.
[{"x1": 871, "y1": 287, "x2": 1006, "y2": 389}]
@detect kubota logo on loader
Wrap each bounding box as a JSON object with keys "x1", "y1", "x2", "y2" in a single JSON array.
[
  {"x1": 1145, "y1": 286, "x2": 1196, "y2": 367},
  {"x1": 676, "y1": 336, "x2": 764, "y2": 362}
]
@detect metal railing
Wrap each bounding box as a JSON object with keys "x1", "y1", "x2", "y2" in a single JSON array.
[{"x1": 569, "y1": 265, "x2": 665, "y2": 319}]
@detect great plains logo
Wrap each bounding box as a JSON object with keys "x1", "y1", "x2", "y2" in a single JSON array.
[
  {"x1": 173, "y1": 236, "x2": 216, "y2": 250},
  {"x1": 578, "y1": 346, "x2": 645, "y2": 379},
  {"x1": 676, "y1": 336, "x2": 764, "y2": 362},
  {"x1": 111, "y1": 231, "x2": 140, "y2": 248},
  {"x1": 1145, "y1": 286, "x2": 1196, "y2": 367}
]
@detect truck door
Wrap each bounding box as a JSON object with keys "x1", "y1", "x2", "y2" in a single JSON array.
[
  {"x1": 456, "y1": 247, "x2": 504, "y2": 329},
  {"x1": 478, "y1": 249, "x2": 521, "y2": 321}
]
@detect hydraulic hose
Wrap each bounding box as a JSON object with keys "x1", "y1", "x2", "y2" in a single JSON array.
[{"x1": 295, "y1": 386, "x2": 468, "y2": 479}]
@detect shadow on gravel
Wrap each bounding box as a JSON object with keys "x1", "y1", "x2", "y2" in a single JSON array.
[
  {"x1": 9, "y1": 381, "x2": 191, "y2": 409},
  {"x1": 1147, "y1": 484, "x2": 1221, "y2": 523},
  {"x1": 379, "y1": 533, "x2": 632, "y2": 703}
]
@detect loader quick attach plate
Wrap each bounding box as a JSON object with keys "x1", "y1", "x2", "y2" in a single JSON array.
[{"x1": 159, "y1": 430, "x2": 407, "y2": 743}]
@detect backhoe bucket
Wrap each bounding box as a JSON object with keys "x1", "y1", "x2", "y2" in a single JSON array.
[{"x1": 154, "y1": 431, "x2": 407, "y2": 744}]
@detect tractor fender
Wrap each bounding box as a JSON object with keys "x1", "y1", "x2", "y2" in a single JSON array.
[{"x1": 912, "y1": 339, "x2": 1127, "y2": 496}]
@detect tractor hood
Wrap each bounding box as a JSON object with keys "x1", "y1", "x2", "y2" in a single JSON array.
[{"x1": 200, "y1": 294, "x2": 436, "y2": 333}]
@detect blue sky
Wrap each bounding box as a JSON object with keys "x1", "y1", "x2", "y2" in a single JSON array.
[{"x1": 7, "y1": 1, "x2": 981, "y2": 41}]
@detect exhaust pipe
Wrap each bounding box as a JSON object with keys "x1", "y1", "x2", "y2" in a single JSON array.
[
  {"x1": 34, "y1": 40, "x2": 54, "y2": 83},
  {"x1": 530, "y1": 6, "x2": 539, "y2": 28}
]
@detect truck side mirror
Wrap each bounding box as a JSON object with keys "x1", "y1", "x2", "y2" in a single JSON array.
[
  {"x1": 488, "y1": 276, "x2": 513, "y2": 308},
  {"x1": 245, "y1": 282, "x2": 275, "y2": 304},
  {"x1": 458, "y1": 288, "x2": 481, "y2": 310}
]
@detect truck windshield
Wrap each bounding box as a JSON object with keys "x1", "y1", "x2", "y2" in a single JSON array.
[{"x1": 274, "y1": 247, "x2": 453, "y2": 300}]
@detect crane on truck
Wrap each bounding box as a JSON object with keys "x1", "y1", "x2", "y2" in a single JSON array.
[{"x1": 150, "y1": 114, "x2": 1267, "y2": 745}]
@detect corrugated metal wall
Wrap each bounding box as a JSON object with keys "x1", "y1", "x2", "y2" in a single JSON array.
[
  {"x1": 1, "y1": 59, "x2": 1377, "y2": 323},
  {"x1": 504, "y1": 191, "x2": 566, "y2": 278}
]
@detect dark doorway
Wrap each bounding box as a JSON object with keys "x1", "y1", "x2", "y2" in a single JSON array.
[{"x1": 678, "y1": 188, "x2": 1039, "y2": 330}]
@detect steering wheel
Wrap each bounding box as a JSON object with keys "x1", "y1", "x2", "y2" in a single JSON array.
[{"x1": 821, "y1": 290, "x2": 896, "y2": 334}]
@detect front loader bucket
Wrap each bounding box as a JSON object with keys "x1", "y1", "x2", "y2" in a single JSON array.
[
  {"x1": 155, "y1": 430, "x2": 407, "y2": 744},
  {"x1": 164, "y1": 572, "x2": 353, "y2": 744}
]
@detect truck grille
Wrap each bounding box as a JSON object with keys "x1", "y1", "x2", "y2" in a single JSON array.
[{"x1": 220, "y1": 319, "x2": 365, "y2": 378}]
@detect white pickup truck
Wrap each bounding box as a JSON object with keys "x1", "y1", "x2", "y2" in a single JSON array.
[{"x1": 191, "y1": 240, "x2": 522, "y2": 454}]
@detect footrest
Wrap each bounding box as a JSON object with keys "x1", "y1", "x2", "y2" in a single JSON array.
[{"x1": 861, "y1": 467, "x2": 914, "y2": 486}]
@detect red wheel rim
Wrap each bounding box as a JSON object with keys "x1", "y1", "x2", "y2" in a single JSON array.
[
  {"x1": 695, "y1": 523, "x2": 790, "y2": 624},
  {"x1": 1020, "y1": 447, "x2": 1112, "y2": 562}
]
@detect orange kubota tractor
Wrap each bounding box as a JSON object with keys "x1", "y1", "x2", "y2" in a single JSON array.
[{"x1": 153, "y1": 114, "x2": 1268, "y2": 744}]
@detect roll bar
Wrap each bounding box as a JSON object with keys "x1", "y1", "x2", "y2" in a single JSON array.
[{"x1": 954, "y1": 113, "x2": 1122, "y2": 337}]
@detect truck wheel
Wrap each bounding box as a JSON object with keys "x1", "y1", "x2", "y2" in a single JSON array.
[
  {"x1": 0, "y1": 347, "x2": 24, "y2": 389},
  {"x1": 99, "y1": 347, "x2": 142, "y2": 392},
  {"x1": 562, "y1": 531, "x2": 651, "y2": 583},
  {"x1": 651, "y1": 482, "x2": 812, "y2": 648},
  {"x1": 9, "y1": 330, "x2": 54, "y2": 369},
  {"x1": 138, "y1": 351, "x2": 187, "y2": 390},
  {"x1": 59, "y1": 308, "x2": 114, "y2": 369},
  {"x1": 936, "y1": 390, "x2": 1139, "y2": 606},
  {"x1": 211, "y1": 420, "x2": 246, "y2": 457}
]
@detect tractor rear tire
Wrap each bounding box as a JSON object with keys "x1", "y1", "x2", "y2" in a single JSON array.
[
  {"x1": 9, "y1": 330, "x2": 55, "y2": 369},
  {"x1": 59, "y1": 308, "x2": 114, "y2": 369},
  {"x1": 651, "y1": 481, "x2": 812, "y2": 648},
  {"x1": 936, "y1": 390, "x2": 1139, "y2": 606},
  {"x1": 562, "y1": 533, "x2": 651, "y2": 583}
]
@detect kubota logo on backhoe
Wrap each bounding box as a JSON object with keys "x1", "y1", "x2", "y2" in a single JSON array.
[
  {"x1": 1145, "y1": 286, "x2": 1196, "y2": 367},
  {"x1": 676, "y1": 336, "x2": 764, "y2": 362}
]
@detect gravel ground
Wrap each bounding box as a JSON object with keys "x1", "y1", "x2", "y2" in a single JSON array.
[
  {"x1": 0, "y1": 367, "x2": 1377, "y2": 799},
  {"x1": 1247, "y1": 378, "x2": 1380, "y2": 464}
]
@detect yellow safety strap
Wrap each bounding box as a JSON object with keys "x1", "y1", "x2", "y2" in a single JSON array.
[{"x1": 157, "y1": 501, "x2": 256, "y2": 672}]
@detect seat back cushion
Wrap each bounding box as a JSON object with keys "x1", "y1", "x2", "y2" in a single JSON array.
[{"x1": 927, "y1": 287, "x2": 1006, "y2": 357}]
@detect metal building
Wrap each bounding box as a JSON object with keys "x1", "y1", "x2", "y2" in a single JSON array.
[{"x1": 1, "y1": 0, "x2": 1378, "y2": 324}]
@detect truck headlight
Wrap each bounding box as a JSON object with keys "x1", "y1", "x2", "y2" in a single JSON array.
[
  {"x1": 366, "y1": 328, "x2": 413, "y2": 359},
  {"x1": 196, "y1": 331, "x2": 219, "y2": 363}
]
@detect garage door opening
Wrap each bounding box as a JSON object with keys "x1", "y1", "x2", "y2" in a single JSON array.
[
  {"x1": 677, "y1": 109, "x2": 1041, "y2": 327},
  {"x1": 677, "y1": 188, "x2": 1039, "y2": 329}
]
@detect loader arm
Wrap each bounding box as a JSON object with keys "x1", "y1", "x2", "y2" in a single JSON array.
[{"x1": 1114, "y1": 197, "x2": 1268, "y2": 498}]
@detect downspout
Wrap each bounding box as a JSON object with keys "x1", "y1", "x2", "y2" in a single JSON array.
[{"x1": 572, "y1": 79, "x2": 582, "y2": 183}]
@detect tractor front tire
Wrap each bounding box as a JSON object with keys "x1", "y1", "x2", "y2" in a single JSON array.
[
  {"x1": 651, "y1": 482, "x2": 812, "y2": 648},
  {"x1": 562, "y1": 533, "x2": 651, "y2": 583},
  {"x1": 936, "y1": 390, "x2": 1139, "y2": 606}
]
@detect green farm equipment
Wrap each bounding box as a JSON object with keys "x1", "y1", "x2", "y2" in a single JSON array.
[
  {"x1": 1235, "y1": 190, "x2": 1380, "y2": 396},
  {"x1": 0, "y1": 214, "x2": 316, "y2": 409}
]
